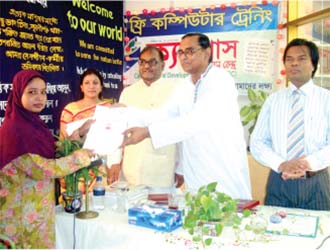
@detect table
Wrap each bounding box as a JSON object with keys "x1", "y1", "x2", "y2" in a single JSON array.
[{"x1": 55, "y1": 205, "x2": 330, "y2": 250}]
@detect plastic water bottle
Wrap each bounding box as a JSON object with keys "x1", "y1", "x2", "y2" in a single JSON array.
[{"x1": 93, "y1": 176, "x2": 105, "y2": 210}]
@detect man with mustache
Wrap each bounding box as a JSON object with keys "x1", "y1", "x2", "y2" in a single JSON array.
[{"x1": 250, "y1": 38, "x2": 330, "y2": 210}]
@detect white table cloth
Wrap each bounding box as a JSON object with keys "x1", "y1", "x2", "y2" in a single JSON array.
[{"x1": 55, "y1": 205, "x2": 330, "y2": 250}]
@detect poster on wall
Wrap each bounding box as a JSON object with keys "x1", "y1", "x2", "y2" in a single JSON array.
[
  {"x1": 0, "y1": 0, "x2": 123, "y2": 134},
  {"x1": 124, "y1": 3, "x2": 279, "y2": 95}
]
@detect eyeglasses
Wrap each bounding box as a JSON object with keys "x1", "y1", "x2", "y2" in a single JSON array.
[
  {"x1": 138, "y1": 59, "x2": 159, "y2": 67},
  {"x1": 176, "y1": 47, "x2": 202, "y2": 57}
]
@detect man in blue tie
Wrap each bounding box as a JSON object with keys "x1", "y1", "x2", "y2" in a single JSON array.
[{"x1": 250, "y1": 38, "x2": 330, "y2": 210}]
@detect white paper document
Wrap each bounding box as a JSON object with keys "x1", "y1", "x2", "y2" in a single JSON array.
[
  {"x1": 65, "y1": 117, "x2": 90, "y2": 136},
  {"x1": 83, "y1": 106, "x2": 128, "y2": 155}
]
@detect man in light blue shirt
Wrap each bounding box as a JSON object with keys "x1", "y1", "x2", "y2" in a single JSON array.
[{"x1": 250, "y1": 38, "x2": 330, "y2": 210}]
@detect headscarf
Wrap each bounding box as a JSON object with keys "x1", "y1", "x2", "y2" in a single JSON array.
[{"x1": 0, "y1": 70, "x2": 55, "y2": 169}]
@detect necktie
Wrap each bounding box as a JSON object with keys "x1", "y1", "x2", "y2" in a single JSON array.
[{"x1": 287, "y1": 90, "x2": 304, "y2": 160}]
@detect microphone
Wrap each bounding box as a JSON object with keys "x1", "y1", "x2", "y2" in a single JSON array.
[{"x1": 87, "y1": 157, "x2": 106, "y2": 169}]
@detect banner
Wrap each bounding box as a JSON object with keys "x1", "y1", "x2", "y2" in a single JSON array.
[
  {"x1": 0, "y1": 0, "x2": 124, "y2": 134},
  {"x1": 124, "y1": 3, "x2": 279, "y2": 95}
]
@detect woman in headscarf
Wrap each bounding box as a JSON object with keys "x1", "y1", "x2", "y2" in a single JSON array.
[
  {"x1": 0, "y1": 70, "x2": 93, "y2": 248},
  {"x1": 0, "y1": 70, "x2": 55, "y2": 167}
]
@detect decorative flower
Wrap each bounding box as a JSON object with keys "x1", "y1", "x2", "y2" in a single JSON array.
[
  {"x1": 0, "y1": 188, "x2": 9, "y2": 197},
  {"x1": 35, "y1": 180, "x2": 44, "y2": 191},
  {"x1": 44, "y1": 169, "x2": 54, "y2": 177},
  {"x1": 41, "y1": 197, "x2": 49, "y2": 206},
  {"x1": 26, "y1": 211, "x2": 38, "y2": 223},
  {"x1": 5, "y1": 209, "x2": 14, "y2": 219},
  {"x1": 2, "y1": 166, "x2": 16, "y2": 176},
  {"x1": 5, "y1": 224, "x2": 17, "y2": 236}
]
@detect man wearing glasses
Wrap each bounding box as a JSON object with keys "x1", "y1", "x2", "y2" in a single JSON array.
[
  {"x1": 119, "y1": 46, "x2": 184, "y2": 191},
  {"x1": 122, "y1": 33, "x2": 251, "y2": 199}
]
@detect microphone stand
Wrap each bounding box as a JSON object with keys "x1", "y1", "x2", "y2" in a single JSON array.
[
  {"x1": 76, "y1": 158, "x2": 104, "y2": 219},
  {"x1": 76, "y1": 180, "x2": 98, "y2": 219}
]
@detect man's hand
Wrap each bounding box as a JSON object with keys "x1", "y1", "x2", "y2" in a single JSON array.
[
  {"x1": 175, "y1": 173, "x2": 184, "y2": 188},
  {"x1": 279, "y1": 156, "x2": 311, "y2": 180},
  {"x1": 106, "y1": 164, "x2": 121, "y2": 184},
  {"x1": 121, "y1": 127, "x2": 150, "y2": 147}
]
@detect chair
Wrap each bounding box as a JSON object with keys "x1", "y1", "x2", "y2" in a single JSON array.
[{"x1": 247, "y1": 153, "x2": 270, "y2": 204}]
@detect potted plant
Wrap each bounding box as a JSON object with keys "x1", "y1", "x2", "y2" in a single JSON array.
[
  {"x1": 240, "y1": 88, "x2": 268, "y2": 136},
  {"x1": 55, "y1": 137, "x2": 99, "y2": 213},
  {"x1": 183, "y1": 182, "x2": 251, "y2": 249}
]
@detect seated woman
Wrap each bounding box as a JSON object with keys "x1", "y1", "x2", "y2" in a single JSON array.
[
  {"x1": 0, "y1": 69, "x2": 94, "y2": 248},
  {"x1": 59, "y1": 68, "x2": 121, "y2": 191}
]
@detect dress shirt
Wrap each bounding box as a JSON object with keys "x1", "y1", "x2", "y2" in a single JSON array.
[
  {"x1": 148, "y1": 64, "x2": 251, "y2": 199},
  {"x1": 250, "y1": 80, "x2": 330, "y2": 172}
]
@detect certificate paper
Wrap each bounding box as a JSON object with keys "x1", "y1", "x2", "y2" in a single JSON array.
[
  {"x1": 83, "y1": 106, "x2": 128, "y2": 155},
  {"x1": 65, "y1": 118, "x2": 90, "y2": 136},
  {"x1": 266, "y1": 213, "x2": 319, "y2": 238}
]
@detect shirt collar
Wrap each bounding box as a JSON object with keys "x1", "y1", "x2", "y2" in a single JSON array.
[
  {"x1": 141, "y1": 77, "x2": 163, "y2": 88},
  {"x1": 188, "y1": 63, "x2": 213, "y2": 85},
  {"x1": 288, "y1": 79, "x2": 314, "y2": 97},
  {"x1": 201, "y1": 63, "x2": 213, "y2": 79}
]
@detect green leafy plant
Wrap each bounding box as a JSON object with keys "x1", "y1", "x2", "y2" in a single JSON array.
[
  {"x1": 183, "y1": 182, "x2": 251, "y2": 248},
  {"x1": 55, "y1": 137, "x2": 98, "y2": 195},
  {"x1": 240, "y1": 88, "x2": 268, "y2": 135}
]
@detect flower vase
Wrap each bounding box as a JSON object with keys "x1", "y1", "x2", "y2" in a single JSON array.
[{"x1": 62, "y1": 191, "x2": 82, "y2": 213}]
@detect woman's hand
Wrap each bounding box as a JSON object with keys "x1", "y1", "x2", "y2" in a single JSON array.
[
  {"x1": 69, "y1": 119, "x2": 95, "y2": 141},
  {"x1": 78, "y1": 119, "x2": 95, "y2": 138},
  {"x1": 111, "y1": 103, "x2": 126, "y2": 108}
]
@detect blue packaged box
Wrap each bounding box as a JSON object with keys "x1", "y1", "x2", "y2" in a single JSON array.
[{"x1": 128, "y1": 205, "x2": 182, "y2": 232}]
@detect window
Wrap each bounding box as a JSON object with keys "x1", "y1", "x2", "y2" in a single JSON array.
[
  {"x1": 287, "y1": 0, "x2": 330, "y2": 89},
  {"x1": 296, "y1": 0, "x2": 330, "y2": 18},
  {"x1": 297, "y1": 18, "x2": 330, "y2": 88}
]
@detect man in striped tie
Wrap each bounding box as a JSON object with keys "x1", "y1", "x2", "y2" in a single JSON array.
[{"x1": 250, "y1": 38, "x2": 330, "y2": 210}]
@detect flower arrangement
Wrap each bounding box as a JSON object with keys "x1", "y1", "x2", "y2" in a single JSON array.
[{"x1": 55, "y1": 137, "x2": 99, "y2": 195}]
